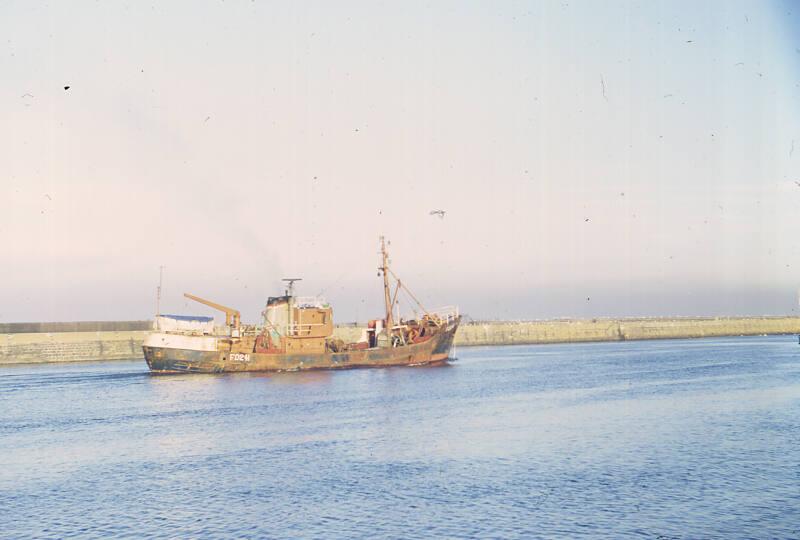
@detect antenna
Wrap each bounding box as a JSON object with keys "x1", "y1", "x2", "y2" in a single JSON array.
[
  {"x1": 156, "y1": 265, "x2": 165, "y2": 316},
  {"x1": 282, "y1": 278, "x2": 302, "y2": 297}
]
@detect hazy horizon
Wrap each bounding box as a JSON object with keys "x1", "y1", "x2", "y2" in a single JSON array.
[{"x1": 2, "y1": 1, "x2": 799, "y2": 324}]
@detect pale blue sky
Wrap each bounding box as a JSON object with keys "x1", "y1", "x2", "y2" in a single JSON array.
[{"x1": 1, "y1": 1, "x2": 799, "y2": 322}]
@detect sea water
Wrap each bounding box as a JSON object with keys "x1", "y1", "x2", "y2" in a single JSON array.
[{"x1": 1, "y1": 336, "x2": 798, "y2": 538}]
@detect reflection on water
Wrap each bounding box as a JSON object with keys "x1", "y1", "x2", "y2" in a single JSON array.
[
  {"x1": 255, "y1": 369, "x2": 336, "y2": 386},
  {"x1": 1, "y1": 336, "x2": 799, "y2": 539}
]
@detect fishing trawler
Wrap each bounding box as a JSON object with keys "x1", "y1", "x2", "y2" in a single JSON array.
[{"x1": 143, "y1": 237, "x2": 460, "y2": 373}]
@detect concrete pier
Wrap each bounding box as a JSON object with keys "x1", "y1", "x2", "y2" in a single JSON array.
[{"x1": 1, "y1": 317, "x2": 798, "y2": 365}]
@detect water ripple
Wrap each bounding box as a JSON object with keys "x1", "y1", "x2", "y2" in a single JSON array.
[{"x1": 1, "y1": 336, "x2": 799, "y2": 538}]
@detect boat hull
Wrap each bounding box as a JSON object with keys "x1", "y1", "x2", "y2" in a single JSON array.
[{"x1": 143, "y1": 321, "x2": 458, "y2": 374}]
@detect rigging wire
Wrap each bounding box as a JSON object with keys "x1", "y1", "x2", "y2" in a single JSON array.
[
  {"x1": 316, "y1": 270, "x2": 348, "y2": 298},
  {"x1": 387, "y1": 267, "x2": 429, "y2": 315}
]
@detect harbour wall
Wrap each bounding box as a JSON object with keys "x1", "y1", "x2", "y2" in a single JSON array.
[
  {"x1": 451, "y1": 316, "x2": 800, "y2": 346},
  {"x1": 0, "y1": 321, "x2": 151, "y2": 334},
  {"x1": 1, "y1": 330, "x2": 149, "y2": 365},
  {"x1": 1, "y1": 317, "x2": 798, "y2": 365}
]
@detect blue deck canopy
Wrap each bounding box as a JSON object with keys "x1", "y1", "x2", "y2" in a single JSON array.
[{"x1": 159, "y1": 314, "x2": 214, "y2": 322}]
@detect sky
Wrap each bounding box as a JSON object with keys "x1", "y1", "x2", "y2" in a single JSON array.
[{"x1": 1, "y1": 0, "x2": 799, "y2": 323}]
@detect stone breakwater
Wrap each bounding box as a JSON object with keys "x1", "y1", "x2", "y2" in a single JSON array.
[
  {"x1": 1, "y1": 331, "x2": 149, "y2": 365},
  {"x1": 451, "y1": 316, "x2": 800, "y2": 346},
  {"x1": 1, "y1": 317, "x2": 799, "y2": 365}
]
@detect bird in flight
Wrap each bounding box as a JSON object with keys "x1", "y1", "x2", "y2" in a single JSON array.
[{"x1": 429, "y1": 210, "x2": 446, "y2": 219}]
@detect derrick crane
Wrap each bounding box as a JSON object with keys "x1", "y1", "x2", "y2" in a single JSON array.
[{"x1": 184, "y1": 293, "x2": 241, "y2": 329}]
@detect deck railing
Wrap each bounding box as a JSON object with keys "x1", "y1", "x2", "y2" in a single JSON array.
[
  {"x1": 286, "y1": 322, "x2": 327, "y2": 336},
  {"x1": 426, "y1": 306, "x2": 460, "y2": 326}
]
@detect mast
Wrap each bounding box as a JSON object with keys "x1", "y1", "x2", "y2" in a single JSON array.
[
  {"x1": 282, "y1": 278, "x2": 302, "y2": 336},
  {"x1": 380, "y1": 236, "x2": 394, "y2": 330},
  {"x1": 156, "y1": 265, "x2": 164, "y2": 317}
]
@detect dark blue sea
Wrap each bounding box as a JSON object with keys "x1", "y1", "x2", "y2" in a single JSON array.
[{"x1": 1, "y1": 336, "x2": 799, "y2": 539}]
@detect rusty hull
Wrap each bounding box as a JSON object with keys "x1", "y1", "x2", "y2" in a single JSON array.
[{"x1": 144, "y1": 318, "x2": 459, "y2": 374}]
